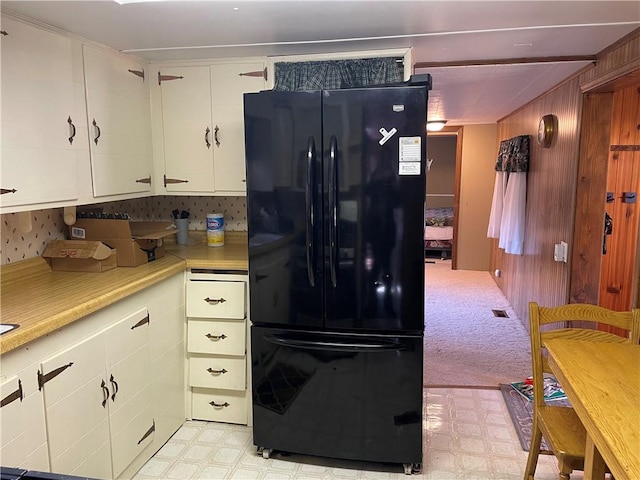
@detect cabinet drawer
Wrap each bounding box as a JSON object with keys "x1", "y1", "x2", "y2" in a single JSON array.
[
  {"x1": 187, "y1": 281, "x2": 245, "y2": 319},
  {"x1": 191, "y1": 388, "x2": 247, "y2": 424},
  {"x1": 189, "y1": 355, "x2": 246, "y2": 391},
  {"x1": 188, "y1": 319, "x2": 245, "y2": 355}
]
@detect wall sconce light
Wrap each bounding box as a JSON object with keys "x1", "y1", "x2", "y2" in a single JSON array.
[{"x1": 427, "y1": 120, "x2": 447, "y2": 132}]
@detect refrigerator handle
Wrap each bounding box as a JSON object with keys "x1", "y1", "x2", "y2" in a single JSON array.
[
  {"x1": 328, "y1": 135, "x2": 339, "y2": 288},
  {"x1": 306, "y1": 136, "x2": 316, "y2": 287},
  {"x1": 264, "y1": 334, "x2": 408, "y2": 352}
]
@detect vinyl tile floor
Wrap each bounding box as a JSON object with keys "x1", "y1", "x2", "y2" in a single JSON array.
[{"x1": 133, "y1": 388, "x2": 579, "y2": 480}]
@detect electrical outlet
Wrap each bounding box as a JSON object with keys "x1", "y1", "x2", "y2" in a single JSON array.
[{"x1": 554, "y1": 241, "x2": 568, "y2": 262}]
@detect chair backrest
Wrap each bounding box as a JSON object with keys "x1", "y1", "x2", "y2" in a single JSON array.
[{"x1": 528, "y1": 302, "x2": 640, "y2": 409}]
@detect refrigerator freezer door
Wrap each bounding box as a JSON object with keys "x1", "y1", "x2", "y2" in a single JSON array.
[
  {"x1": 244, "y1": 91, "x2": 324, "y2": 328},
  {"x1": 251, "y1": 326, "x2": 423, "y2": 465},
  {"x1": 322, "y1": 86, "x2": 427, "y2": 333}
]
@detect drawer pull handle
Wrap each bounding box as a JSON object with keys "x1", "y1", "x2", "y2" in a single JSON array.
[
  {"x1": 209, "y1": 400, "x2": 230, "y2": 408},
  {"x1": 110, "y1": 374, "x2": 119, "y2": 401},
  {"x1": 100, "y1": 379, "x2": 110, "y2": 408},
  {"x1": 205, "y1": 333, "x2": 227, "y2": 341},
  {"x1": 207, "y1": 368, "x2": 228, "y2": 375},
  {"x1": 204, "y1": 297, "x2": 226, "y2": 305}
]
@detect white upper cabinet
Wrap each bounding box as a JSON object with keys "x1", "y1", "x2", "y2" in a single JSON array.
[
  {"x1": 83, "y1": 45, "x2": 153, "y2": 197},
  {"x1": 0, "y1": 16, "x2": 79, "y2": 211},
  {"x1": 158, "y1": 61, "x2": 265, "y2": 195},
  {"x1": 160, "y1": 66, "x2": 214, "y2": 193},
  {"x1": 210, "y1": 62, "x2": 266, "y2": 194}
]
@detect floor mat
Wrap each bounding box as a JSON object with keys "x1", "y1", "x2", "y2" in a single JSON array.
[{"x1": 499, "y1": 383, "x2": 571, "y2": 452}]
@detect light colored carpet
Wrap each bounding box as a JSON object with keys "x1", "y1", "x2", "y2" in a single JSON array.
[{"x1": 424, "y1": 260, "x2": 533, "y2": 388}]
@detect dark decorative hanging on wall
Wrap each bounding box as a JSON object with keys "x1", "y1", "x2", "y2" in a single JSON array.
[
  {"x1": 273, "y1": 57, "x2": 402, "y2": 91},
  {"x1": 495, "y1": 135, "x2": 530, "y2": 173}
]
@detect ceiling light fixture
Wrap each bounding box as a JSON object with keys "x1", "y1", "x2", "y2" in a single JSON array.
[{"x1": 427, "y1": 120, "x2": 447, "y2": 132}]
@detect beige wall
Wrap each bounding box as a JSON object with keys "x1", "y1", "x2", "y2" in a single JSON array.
[
  {"x1": 426, "y1": 136, "x2": 456, "y2": 208},
  {"x1": 457, "y1": 124, "x2": 498, "y2": 271}
]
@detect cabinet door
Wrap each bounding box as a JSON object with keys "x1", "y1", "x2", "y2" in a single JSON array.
[
  {"x1": 160, "y1": 66, "x2": 214, "y2": 192},
  {"x1": 0, "y1": 16, "x2": 78, "y2": 210},
  {"x1": 210, "y1": 63, "x2": 266, "y2": 193},
  {"x1": 103, "y1": 308, "x2": 154, "y2": 478},
  {"x1": 83, "y1": 45, "x2": 153, "y2": 197},
  {"x1": 40, "y1": 332, "x2": 112, "y2": 480},
  {"x1": 0, "y1": 372, "x2": 49, "y2": 471}
]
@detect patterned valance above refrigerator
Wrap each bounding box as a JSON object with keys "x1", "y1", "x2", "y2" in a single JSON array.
[{"x1": 273, "y1": 57, "x2": 402, "y2": 91}]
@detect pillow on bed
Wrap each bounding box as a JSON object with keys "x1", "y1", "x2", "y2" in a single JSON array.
[{"x1": 426, "y1": 217, "x2": 447, "y2": 227}]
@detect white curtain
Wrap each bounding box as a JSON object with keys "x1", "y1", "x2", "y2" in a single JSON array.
[
  {"x1": 497, "y1": 173, "x2": 527, "y2": 254},
  {"x1": 487, "y1": 135, "x2": 530, "y2": 255},
  {"x1": 487, "y1": 172, "x2": 506, "y2": 238}
]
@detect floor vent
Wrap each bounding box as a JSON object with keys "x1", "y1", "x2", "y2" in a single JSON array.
[{"x1": 492, "y1": 309, "x2": 509, "y2": 318}]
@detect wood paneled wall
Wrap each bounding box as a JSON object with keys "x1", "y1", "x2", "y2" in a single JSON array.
[
  {"x1": 494, "y1": 28, "x2": 640, "y2": 330},
  {"x1": 492, "y1": 78, "x2": 583, "y2": 326}
]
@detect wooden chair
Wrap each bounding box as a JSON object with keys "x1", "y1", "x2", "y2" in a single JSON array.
[{"x1": 523, "y1": 302, "x2": 640, "y2": 480}]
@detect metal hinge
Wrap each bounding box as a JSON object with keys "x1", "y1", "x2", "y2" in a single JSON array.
[
  {"x1": 0, "y1": 379, "x2": 23, "y2": 408},
  {"x1": 131, "y1": 313, "x2": 150, "y2": 329},
  {"x1": 135, "y1": 176, "x2": 152, "y2": 185},
  {"x1": 138, "y1": 420, "x2": 156, "y2": 444},
  {"x1": 128, "y1": 69, "x2": 145, "y2": 81},
  {"x1": 38, "y1": 362, "x2": 74, "y2": 390},
  {"x1": 239, "y1": 68, "x2": 267, "y2": 81},
  {"x1": 158, "y1": 72, "x2": 184, "y2": 85}
]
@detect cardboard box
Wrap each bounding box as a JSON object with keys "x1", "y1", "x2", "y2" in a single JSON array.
[
  {"x1": 68, "y1": 219, "x2": 176, "y2": 267},
  {"x1": 43, "y1": 240, "x2": 117, "y2": 273}
]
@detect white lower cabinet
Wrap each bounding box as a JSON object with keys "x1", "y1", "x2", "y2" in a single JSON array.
[
  {"x1": 40, "y1": 308, "x2": 153, "y2": 479},
  {"x1": 0, "y1": 371, "x2": 49, "y2": 471},
  {"x1": 186, "y1": 271, "x2": 249, "y2": 424},
  {"x1": 0, "y1": 273, "x2": 185, "y2": 479}
]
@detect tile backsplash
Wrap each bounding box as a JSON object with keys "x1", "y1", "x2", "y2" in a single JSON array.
[{"x1": 1, "y1": 196, "x2": 247, "y2": 265}]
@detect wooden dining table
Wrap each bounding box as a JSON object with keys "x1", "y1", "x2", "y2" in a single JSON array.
[{"x1": 545, "y1": 339, "x2": 640, "y2": 480}]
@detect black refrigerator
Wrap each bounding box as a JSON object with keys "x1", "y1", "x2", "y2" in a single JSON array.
[{"x1": 244, "y1": 76, "x2": 430, "y2": 474}]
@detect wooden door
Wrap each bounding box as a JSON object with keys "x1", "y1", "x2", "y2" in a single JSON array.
[{"x1": 599, "y1": 84, "x2": 640, "y2": 313}]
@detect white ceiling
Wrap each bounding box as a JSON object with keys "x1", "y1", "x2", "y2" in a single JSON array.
[{"x1": 2, "y1": 1, "x2": 639, "y2": 125}]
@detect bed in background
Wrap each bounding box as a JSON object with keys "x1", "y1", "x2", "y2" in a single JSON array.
[{"x1": 424, "y1": 207, "x2": 454, "y2": 259}]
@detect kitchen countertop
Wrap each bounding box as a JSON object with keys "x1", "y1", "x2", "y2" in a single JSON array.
[
  {"x1": 0, "y1": 231, "x2": 248, "y2": 355},
  {"x1": 163, "y1": 230, "x2": 248, "y2": 271}
]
